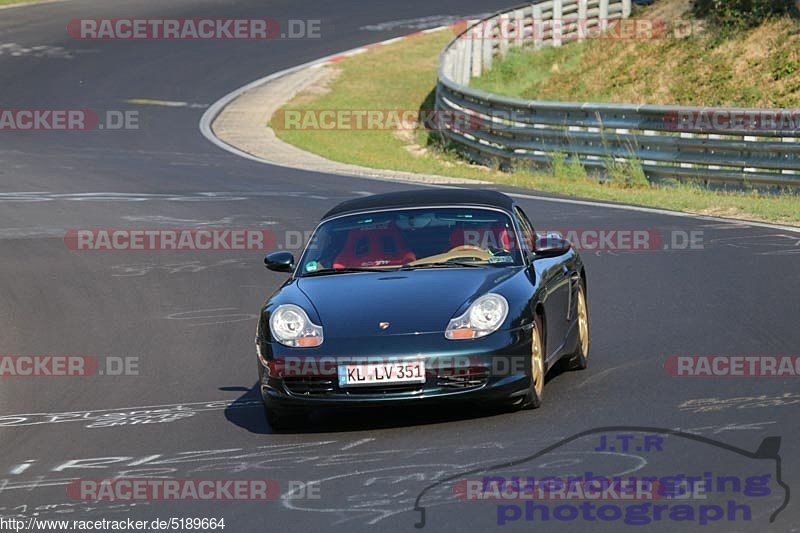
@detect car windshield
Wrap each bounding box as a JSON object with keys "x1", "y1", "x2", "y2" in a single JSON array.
[{"x1": 297, "y1": 207, "x2": 527, "y2": 276}]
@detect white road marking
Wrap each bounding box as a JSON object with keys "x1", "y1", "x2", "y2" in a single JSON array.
[
  {"x1": 0, "y1": 0, "x2": 70, "y2": 10},
  {"x1": 377, "y1": 37, "x2": 405, "y2": 45},
  {"x1": 359, "y1": 14, "x2": 489, "y2": 32},
  {"x1": 506, "y1": 192, "x2": 800, "y2": 234},
  {"x1": 341, "y1": 438, "x2": 375, "y2": 450},
  {"x1": 125, "y1": 98, "x2": 208, "y2": 109},
  {"x1": 9, "y1": 461, "x2": 34, "y2": 475}
]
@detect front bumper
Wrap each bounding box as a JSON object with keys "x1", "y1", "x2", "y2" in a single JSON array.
[{"x1": 257, "y1": 326, "x2": 533, "y2": 409}]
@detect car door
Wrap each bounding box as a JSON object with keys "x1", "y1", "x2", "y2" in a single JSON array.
[{"x1": 514, "y1": 207, "x2": 571, "y2": 362}]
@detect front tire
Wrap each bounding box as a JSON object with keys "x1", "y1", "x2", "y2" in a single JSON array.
[
  {"x1": 522, "y1": 316, "x2": 545, "y2": 409},
  {"x1": 258, "y1": 361, "x2": 309, "y2": 430},
  {"x1": 566, "y1": 282, "x2": 589, "y2": 371}
]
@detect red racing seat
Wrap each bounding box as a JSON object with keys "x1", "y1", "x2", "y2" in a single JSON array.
[{"x1": 333, "y1": 224, "x2": 416, "y2": 268}]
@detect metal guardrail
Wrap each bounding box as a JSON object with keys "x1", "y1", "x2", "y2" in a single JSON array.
[{"x1": 436, "y1": 0, "x2": 800, "y2": 187}]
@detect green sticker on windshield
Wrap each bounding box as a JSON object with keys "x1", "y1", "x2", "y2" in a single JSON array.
[{"x1": 305, "y1": 261, "x2": 320, "y2": 272}]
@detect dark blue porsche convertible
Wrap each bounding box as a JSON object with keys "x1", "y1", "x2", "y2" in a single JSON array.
[{"x1": 256, "y1": 189, "x2": 589, "y2": 429}]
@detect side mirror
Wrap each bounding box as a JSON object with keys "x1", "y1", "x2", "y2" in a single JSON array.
[
  {"x1": 532, "y1": 232, "x2": 571, "y2": 258},
  {"x1": 264, "y1": 251, "x2": 295, "y2": 273}
]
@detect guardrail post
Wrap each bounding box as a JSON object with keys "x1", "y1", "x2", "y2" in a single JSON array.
[
  {"x1": 532, "y1": 4, "x2": 544, "y2": 50},
  {"x1": 514, "y1": 9, "x2": 525, "y2": 48},
  {"x1": 499, "y1": 15, "x2": 510, "y2": 57},
  {"x1": 483, "y1": 18, "x2": 495, "y2": 71},
  {"x1": 444, "y1": 48, "x2": 454, "y2": 82},
  {"x1": 744, "y1": 135, "x2": 757, "y2": 173},
  {"x1": 452, "y1": 39, "x2": 461, "y2": 85},
  {"x1": 462, "y1": 37, "x2": 472, "y2": 85},
  {"x1": 708, "y1": 134, "x2": 721, "y2": 170},
  {"x1": 622, "y1": 0, "x2": 631, "y2": 18},
  {"x1": 680, "y1": 132, "x2": 694, "y2": 168},
  {"x1": 470, "y1": 20, "x2": 482, "y2": 79},
  {"x1": 782, "y1": 137, "x2": 797, "y2": 174},
  {"x1": 577, "y1": 0, "x2": 588, "y2": 41},
  {"x1": 599, "y1": 0, "x2": 609, "y2": 33},
  {"x1": 552, "y1": 0, "x2": 563, "y2": 47}
]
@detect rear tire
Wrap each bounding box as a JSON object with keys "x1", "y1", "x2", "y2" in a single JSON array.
[
  {"x1": 566, "y1": 282, "x2": 589, "y2": 371},
  {"x1": 522, "y1": 315, "x2": 545, "y2": 410}
]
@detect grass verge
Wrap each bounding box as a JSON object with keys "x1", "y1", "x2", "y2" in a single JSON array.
[
  {"x1": 0, "y1": 0, "x2": 52, "y2": 6},
  {"x1": 472, "y1": 0, "x2": 800, "y2": 108},
  {"x1": 272, "y1": 29, "x2": 800, "y2": 226}
]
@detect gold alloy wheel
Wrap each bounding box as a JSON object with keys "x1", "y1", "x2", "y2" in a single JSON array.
[
  {"x1": 577, "y1": 288, "x2": 589, "y2": 358},
  {"x1": 532, "y1": 323, "x2": 544, "y2": 399}
]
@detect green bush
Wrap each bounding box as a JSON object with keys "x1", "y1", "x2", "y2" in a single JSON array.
[
  {"x1": 692, "y1": 0, "x2": 798, "y2": 29},
  {"x1": 605, "y1": 157, "x2": 650, "y2": 189},
  {"x1": 551, "y1": 153, "x2": 589, "y2": 181}
]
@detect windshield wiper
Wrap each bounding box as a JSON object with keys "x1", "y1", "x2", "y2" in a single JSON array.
[
  {"x1": 400, "y1": 261, "x2": 485, "y2": 270},
  {"x1": 302, "y1": 267, "x2": 386, "y2": 277}
]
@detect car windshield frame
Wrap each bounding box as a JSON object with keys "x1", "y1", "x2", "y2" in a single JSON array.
[{"x1": 294, "y1": 205, "x2": 527, "y2": 278}]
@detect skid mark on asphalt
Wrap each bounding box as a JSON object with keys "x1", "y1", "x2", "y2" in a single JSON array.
[
  {"x1": 1, "y1": 425, "x2": 776, "y2": 524},
  {"x1": 679, "y1": 392, "x2": 800, "y2": 413},
  {"x1": 281, "y1": 450, "x2": 648, "y2": 526},
  {"x1": 164, "y1": 307, "x2": 257, "y2": 326},
  {"x1": 0, "y1": 43, "x2": 74, "y2": 58},
  {"x1": 2, "y1": 440, "x2": 639, "y2": 525},
  {"x1": 111, "y1": 259, "x2": 251, "y2": 277},
  {"x1": 573, "y1": 359, "x2": 646, "y2": 389},
  {"x1": 0, "y1": 399, "x2": 261, "y2": 429},
  {"x1": 707, "y1": 233, "x2": 800, "y2": 255},
  {"x1": 0, "y1": 500, "x2": 147, "y2": 520},
  {"x1": 674, "y1": 421, "x2": 777, "y2": 435}
]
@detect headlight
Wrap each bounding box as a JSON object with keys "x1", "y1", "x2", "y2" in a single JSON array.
[
  {"x1": 270, "y1": 304, "x2": 324, "y2": 347},
  {"x1": 445, "y1": 294, "x2": 509, "y2": 340}
]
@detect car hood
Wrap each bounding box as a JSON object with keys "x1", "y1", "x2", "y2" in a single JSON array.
[{"x1": 295, "y1": 268, "x2": 520, "y2": 338}]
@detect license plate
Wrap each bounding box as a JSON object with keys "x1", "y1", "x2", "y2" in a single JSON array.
[{"x1": 338, "y1": 360, "x2": 425, "y2": 388}]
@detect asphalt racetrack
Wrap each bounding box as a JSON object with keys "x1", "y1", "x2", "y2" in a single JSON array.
[{"x1": 0, "y1": 1, "x2": 798, "y2": 531}]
